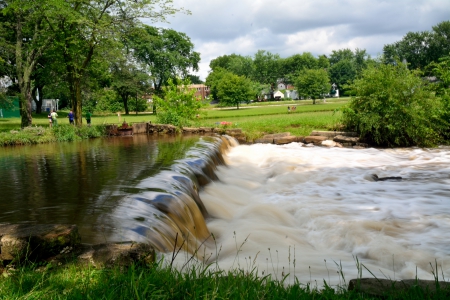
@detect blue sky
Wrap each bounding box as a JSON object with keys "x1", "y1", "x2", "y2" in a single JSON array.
[{"x1": 148, "y1": 0, "x2": 450, "y2": 80}]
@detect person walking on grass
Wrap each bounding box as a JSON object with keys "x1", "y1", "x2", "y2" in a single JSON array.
[
  {"x1": 68, "y1": 110, "x2": 74, "y2": 125},
  {"x1": 85, "y1": 111, "x2": 92, "y2": 126},
  {"x1": 48, "y1": 111, "x2": 53, "y2": 127},
  {"x1": 51, "y1": 109, "x2": 58, "y2": 127}
]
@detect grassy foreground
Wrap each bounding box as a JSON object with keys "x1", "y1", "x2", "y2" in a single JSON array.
[
  {"x1": 1, "y1": 258, "x2": 447, "y2": 300},
  {"x1": 0, "y1": 100, "x2": 346, "y2": 146}
]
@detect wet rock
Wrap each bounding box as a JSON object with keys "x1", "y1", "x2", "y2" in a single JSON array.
[
  {"x1": 372, "y1": 174, "x2": 402, "y2": 181},
  {"x1": 311, "y1": 130, "x2": 358, "y2": 138},
  {"x1": 254, "y1": 138, "x2": 274, "y2": 144},
  {"x1": 182, "y1": 127, "x2": 199, "y2": 133},
  {"x1": 225, "y1": 128, "x2": 243, "y2": 135},
  {"x1": 304, "y1": 136, "x2": 327, "y2": 145},
  {"x1": 0, "y1": 224, "x2": 80, "y2": 261},
  {"x1": 321, "y1": 140, "x2": 337, "y2": 147},
  {"x1": 199, "y1": 127, "x2": 214, "y2": 133},
  {"x1": 77, "y1": 243, "x2": 155, "y2": 268},
  {"x1": 333, "y1": 135, "x2": 360, "y2": 144},
  {"x1": 348, "y1": 278, "x2": 450, "y2": 297},
  {"x1": 132, "y1": 123, "x2": 147, "y2": 134},
  {"x1": 262, "y1": 132, "x2": 291, "y2": 139},
  {"x1": 274, "y1": 136, "x2": 298, "y2": 145}
]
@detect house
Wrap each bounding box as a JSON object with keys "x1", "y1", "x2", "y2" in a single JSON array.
[
  {"x1": 273, "y1": 91, "x2": 284, "y2": 100},
  {"x1": 32, "y1": 99, "x2": 59, "y2": 112},
  {"x1": 188, "y1": 84, "x2": 210, "y2": 100}
]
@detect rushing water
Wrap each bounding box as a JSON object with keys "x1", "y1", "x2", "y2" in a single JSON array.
[
  {"x1": 193, "y1": 143, "x2": 450, "y2": 286},
  {"x1": 1, "y1": 136, "x2": 449, "y2": 286}
]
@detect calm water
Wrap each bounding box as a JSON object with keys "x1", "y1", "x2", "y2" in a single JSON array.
[
  {"x1": 0, "y1": 134, "x2": 219, "y2": 245},
  {"x1": 1, "y1": 136, "x2": 450, "y2": 286}
]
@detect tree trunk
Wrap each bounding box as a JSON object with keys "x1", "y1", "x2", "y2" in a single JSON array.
[
  {"x1": 122, "y1": 94, "x2": 129, "y2": 115},
  {"x1": 73, "y1": 79, "x2": 83, "y2": 125},
  {"x1": 18, "y1": 76, "x2": 33, "y2": 128}
]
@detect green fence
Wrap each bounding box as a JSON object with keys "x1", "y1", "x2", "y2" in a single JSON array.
[{"x1": 0, "y1": 97, "x2": 20, "y2": 118}]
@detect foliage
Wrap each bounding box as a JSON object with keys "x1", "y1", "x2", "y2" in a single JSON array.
[
  {"x1": 383, "y1": 21, "x2": 450, "y2": 70},
  {"x1": 92, "y1": 89, "x2": 122, "y2": 113},
  {"x1": 252, "y1": 50, "x2": 282, "y2": 88},
  {"x1": 205, "y1": 67, "x2": 230, "y2": 101},
  {"x1": 153, "y1": 78, "x2": 206, "y2": 127},
  {"x1": 216, "y1": 72, "x2": 255, "y2": 109},
  {"x1": 341, "y1": 63, "x2": 446, "y2": 147},
  {"x1": 295, "y1": 69, "x2": 330, "y2": 104},
  {"x1": 131, "y1": 25, "x2": 200, "y2": 96}
]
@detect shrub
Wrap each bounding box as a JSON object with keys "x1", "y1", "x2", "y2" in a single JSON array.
[
  {"x1": 341, "y1": 63, "x2": 445, "y2": 147},
  {"x1": 154, "y1": 78, "x2": 206, "y2": 127}
]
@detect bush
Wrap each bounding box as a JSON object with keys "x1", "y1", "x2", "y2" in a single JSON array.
[
  {"x1": 154, "y1": 78, "x2": 206, "y2": 127},
  {"x1": 341, "y1": 63, "x2": 446, "y2": 147}
]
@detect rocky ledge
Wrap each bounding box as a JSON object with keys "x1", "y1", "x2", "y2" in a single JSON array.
[{"x1": 0, "y1": 224, "x2": 155, "y2": 271}]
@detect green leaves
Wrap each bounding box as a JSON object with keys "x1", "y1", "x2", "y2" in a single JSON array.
[
  {"x1": 342, "y1": 63, "x2": 447, "y2": 147},
  {"x1": 153, "y1": 78, "x2": 206, "y2": 127},
  {"x1": 295, "y1": 69, "x2": 330, "y2": 103}
]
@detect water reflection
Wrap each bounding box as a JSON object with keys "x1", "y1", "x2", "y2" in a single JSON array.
[{"x1": 0, "y1": 135, "x2": 212, "y2": 244}]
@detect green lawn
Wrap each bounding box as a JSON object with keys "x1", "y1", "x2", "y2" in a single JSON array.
[{"x1": 0, "y1": 100, "x2": 348, "y2": 144}]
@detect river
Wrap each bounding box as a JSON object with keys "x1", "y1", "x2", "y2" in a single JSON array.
[{"x1": 1, "y1": 136, "x2": 449, "y2": 287}]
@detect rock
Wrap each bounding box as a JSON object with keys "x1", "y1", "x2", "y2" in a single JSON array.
[
  {"x1": 353, "y1": 146, "x2": 365, "y2": 149},
  {"x1": 274, "y1": 136, "x2": 298, "y2": 145},
  {"x1": 333, "y1": 135, "x2": 360, "y2": 144},
  {"x1": 304, "y1": 136, "x2": 327, "y2": 145},
  {"x1": 321, "y1": 140, "x2": 337, "y2": 147},
  {"x1": 182, "y1": 127, "x2": 199, "y2": 133},
  {"x1": 262, "y1": 132, "x2": 290, "y2": 138},
  {"x1": 0, "y1": 224, "x2": 80, "y2": 261},
  {"x1": 371, "y1": 174, "x2": 402, "y2": 181},
  {"x1": 254, "y1": 138, "x2": 274, "y2": 144},
  {"x1": 310, "y1": 131, "x2": 358, "y2": 138},
  {"x1": 132, "y1": 123, "x2": 147, "y2": 134},
  {"x1": 77, "y1": 243, "x2": 155, "y2": 268},
  {"x1": 225, "y1": 128, "x2": 243, "y2": 135},
  {"x1": 199, "y1": 127, "x2": 214, "y2": 133},
  {"x1": 348, "y1": 278, "x2": 450, "y2": 297}
]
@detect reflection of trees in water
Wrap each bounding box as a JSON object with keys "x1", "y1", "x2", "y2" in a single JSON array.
[{"x1": 0, "y1": 135, "x2": 202, "y2": 228}]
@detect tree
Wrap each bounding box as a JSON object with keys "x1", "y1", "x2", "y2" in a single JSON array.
[
  {"x1": 295, "y1": 69, "x2": 330, "y2": 104},
  {"x1": 0, "y1": 0, "x2": 57, "y2": 127},
  {"x1": 153, "y1": 78, "x2": 205, "y2": 127},
  {"x1": 131, "y1": 25, "x2": 200, "y2": 103},
  {"x1": 217, "y1": 72, "x2": 254, "y2": 109},
  {"x1": 341, "y1": 63, "x2": 445, "y2": 147},
  {"x1": 252, "y1": 50, "x2": 282, "y2": 91},
  {"x1": 383, "y1": 21, "x2": 450, "y2": 70},
  {"x1": 205, "y1": 67, "x2": 230, "y2": 101},
  {"x1": 210, "y1": 54, "x2": 254, "y2": 78},
  {"x1": 52, "y1": 0, "x2": 181, "y2": 125}
]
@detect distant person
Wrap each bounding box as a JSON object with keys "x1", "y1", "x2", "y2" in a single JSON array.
[
  {"x1": 48, "y1": 112, "x2": 53, "y2": 127},
  {"x1": 51, "y1": 109, "x2": 58, "y2": 127},
  {"x1": 287, "y1": 106, "x2": 290, "y2": 112},
  {"x1": 68, "y1": 110, "x2": 74, "y2": 125},
  {"x1": 85, "y1": 111, "x2": 92, "y2": 126}
]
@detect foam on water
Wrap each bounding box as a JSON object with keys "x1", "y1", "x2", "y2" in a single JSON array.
[{"x1": 196, "y1": 143, "x2": 450, "y2": 286}]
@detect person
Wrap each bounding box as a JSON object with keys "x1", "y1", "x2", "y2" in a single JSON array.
[
  {"x1": 68, "y1": 110, "x2": 74, "y2": 125},
  {"x1": 51, "y1": 109, "x2": 58, "y2": 127},
  {"x1": 48, "y1": 111, "x2": 53, "y2": 128},
  {"x1": 287, "y1": 106, "x2": 291, "y2": 112},
  {"x1": 85, "y1": 111, "x2": 92, "y2": 126}
]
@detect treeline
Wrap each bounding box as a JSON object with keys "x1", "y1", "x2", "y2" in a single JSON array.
[
  {"x1": 0, "y1": 0, "x2": 200, "y2": 127},
  {"x1": 206, "y1": 21, "x2": 450, "y2": 107}
]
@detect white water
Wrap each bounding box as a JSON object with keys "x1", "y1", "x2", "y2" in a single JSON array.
[{"x1": 195, "y1": 143, "x2": 450, "y2": 287}]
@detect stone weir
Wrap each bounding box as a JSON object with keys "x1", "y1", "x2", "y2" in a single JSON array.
[{"x1": 0, "y1": 135, "x2": 237, "y2": 268}]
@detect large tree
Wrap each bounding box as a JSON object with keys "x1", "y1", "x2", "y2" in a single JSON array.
[
  {"x1": 217, "y1": 72, "x2": 254, "y2": 109},
  {"x1": 383, "y1": 21, "x2": 450, "y2": 70},
  {"x1": 295, "y1": 69, "x2": 330, "y2": 104},
  {"x1": 0, "y1": 0, "x2": 57, "y2": 127},
  {"x1": 51, "y1": 0, "x2": 181, "y2": 125},
  {"x1": 131, "y1": 25, "x2": 200, "y2": 96}
]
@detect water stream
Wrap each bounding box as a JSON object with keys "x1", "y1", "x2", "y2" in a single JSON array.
[{"x1": 1, "y1": 136, "x2": 449, "y2": 286}]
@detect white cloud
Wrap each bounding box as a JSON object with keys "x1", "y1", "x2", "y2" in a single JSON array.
[{"x1": 147, "y1": 0, "x2": 450, "y2": 80}]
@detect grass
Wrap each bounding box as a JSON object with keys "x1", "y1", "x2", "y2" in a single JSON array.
[
  {"x1": 1, "y1": 252, "x2": 448, "y2": 299},
  {"x1": 0, "y1": 100, "x2": 347, "y2": 146}
]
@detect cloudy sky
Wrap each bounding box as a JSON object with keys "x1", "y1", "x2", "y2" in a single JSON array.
[{"x1": 149, "y1": 0, "x2": 450, "y2": 80}]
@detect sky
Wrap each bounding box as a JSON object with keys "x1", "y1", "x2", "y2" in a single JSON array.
[{"x1": 147, "y1": 0, "x2": 450, "y2": 81}]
